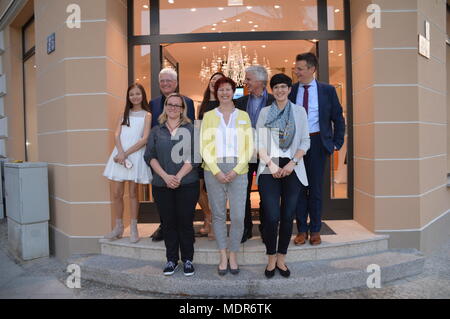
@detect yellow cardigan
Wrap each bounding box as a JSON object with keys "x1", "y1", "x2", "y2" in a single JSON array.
[{"x1": 200, "y1": 108, "x2": 254, "y2": 176}]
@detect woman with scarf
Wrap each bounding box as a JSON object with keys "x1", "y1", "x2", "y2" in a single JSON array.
[{"x1": 255, "y1": 73, "x2": 310, "y2": 278}]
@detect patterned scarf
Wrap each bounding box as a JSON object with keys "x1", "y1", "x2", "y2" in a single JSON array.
[{"x1": 264, "y1": 100, "x2": 296, "y2": 150}]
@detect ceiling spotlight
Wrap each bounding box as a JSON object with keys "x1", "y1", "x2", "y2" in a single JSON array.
[
  {"x1": 335, "y1": 9, "x2": 340, "y2": 13},
  {"x1": 168, "y1": 0, "x2": 174, "y2": 3},
  {"x1": 222, "y1": 46, "x2": 227, "y2": 49},
  {"x1": 248, "y1": 21, "x2": 253, "y2": 24},
  {"x1": 261, "y1": 45, "x2": 266, "y2": 48},
  {"x1": 274, "y1": 5, "x2": 281, "y2": 9},
  {"x1": 246, "y1": 6, "x2": 252, "y2": 9},
  {"x1": 218, "y1": 7, "x2": 224, "y2": 10},
  {"x1": 190, "y1": 8, "x2": 197, "y2": 12},
  {"x1": 222, "y1": 19, "x2": 227, "y2": 23},
  {"x1": 143, "y1": 5, "x2": 149, "y2": 9},
  {"x1": 211, "y1": 28, "x2": 216, "y2": 31},
  {"x1": 202, "y1": 46, "x2": 207, "y2": 49},
  {"x1": 253, "y1": 25, "x2": 259, "y2": 28},
  {"x1": 284, "y1": 59, "x2": 288, "y2": 63},
  {"x1": 236, "y1": 19, "x2": 241, "y2": 22}
]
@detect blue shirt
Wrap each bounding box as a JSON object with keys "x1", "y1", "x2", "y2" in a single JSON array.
[
  {"x1": 247, "y1": 89, "x2": 268, "y2": 128},
  {"x1": 295, "y1": 79, "x2": 320, "y2": 133}
]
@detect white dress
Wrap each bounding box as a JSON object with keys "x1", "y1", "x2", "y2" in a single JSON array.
[{"x1": 103, "y1": 110, "x2": 153, "y2": 184}]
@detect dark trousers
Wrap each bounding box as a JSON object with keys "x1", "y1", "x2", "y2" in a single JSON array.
[
  {"x1": 152, "y1": 182, "x2": 200, "y2": 263},
  {"x1": 244, "y1": 161, "x2": 263, "y2": 231},
  {"x1": 296, "y1": 134, "x2": 328, "y2": 233},
  {"x1": 259, "y1": 158, "x2": 304, "y2": 255}
]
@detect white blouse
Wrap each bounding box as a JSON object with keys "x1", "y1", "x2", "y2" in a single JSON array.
[{"x1": 215, "y1": 108, "x2": 238, "y2": 158}]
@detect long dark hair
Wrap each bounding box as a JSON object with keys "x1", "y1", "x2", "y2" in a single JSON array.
[
  {"x1": 121, "y1": 83, "x2": 150, "y2": 126},
  {"x1": 198, "y1": 72, "x2": 225, "y2": 120}
]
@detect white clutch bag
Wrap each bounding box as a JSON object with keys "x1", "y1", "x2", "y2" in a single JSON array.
[{"x1": 124, "y1": 159, "x2": 133, "y2": 169}]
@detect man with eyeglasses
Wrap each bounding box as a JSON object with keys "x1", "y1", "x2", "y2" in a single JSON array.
[{"x1": 149, "y1": 68, "x2": 196, "y2": 242}]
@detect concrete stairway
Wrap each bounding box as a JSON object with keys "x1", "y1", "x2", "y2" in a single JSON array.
[
  {"x1": 69, "y1": 249, "x2": 424, "y2": 297},
  {"x1": 68, "y1": 221, "x2": 425, "y2": 296}
]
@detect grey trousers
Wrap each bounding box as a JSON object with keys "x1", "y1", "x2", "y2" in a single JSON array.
[{"x1": 204, "y1": 160, "x2": 248, "y2": 252}]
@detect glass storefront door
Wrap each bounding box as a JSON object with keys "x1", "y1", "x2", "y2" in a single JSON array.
[{"x1": 130, "y1": 0, "x2": 352, "y2": 220}]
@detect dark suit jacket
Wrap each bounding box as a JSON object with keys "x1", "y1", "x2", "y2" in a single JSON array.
[
  {"x1": 289, "y1": 80, "x2": 345, "y2": 154},
  {"x1": 234, "y1": 93, "x2": 275, "y2": 112},
  {"x1": 150, "y1": 95, "x2": 196, "y2": 128}
]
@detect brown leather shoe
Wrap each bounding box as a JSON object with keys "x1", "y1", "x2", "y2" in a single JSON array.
[
  {"x1": 294, "y1": 232, "x2": 308, "y2": 245},
  {"x1": 309, "y1": 232, "x2": 322, "y2": 245}
]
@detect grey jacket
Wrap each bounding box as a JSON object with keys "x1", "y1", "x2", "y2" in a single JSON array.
[{"x1": 256, "y1": 102, "x2": 310, "y2": 186}]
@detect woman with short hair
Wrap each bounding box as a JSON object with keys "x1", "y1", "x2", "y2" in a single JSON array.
[{"x1": 256, "y1": 73, "x2": 310, "y2": 278}]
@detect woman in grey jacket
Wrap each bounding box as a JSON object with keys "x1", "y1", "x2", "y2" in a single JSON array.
[{"x1": 256, "y1": 73, "x2": 310, "y2": 278}]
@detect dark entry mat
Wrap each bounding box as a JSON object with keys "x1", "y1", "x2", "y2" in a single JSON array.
[{"x1": 138, "y1": 203, "x2": 336, "y2": 236}]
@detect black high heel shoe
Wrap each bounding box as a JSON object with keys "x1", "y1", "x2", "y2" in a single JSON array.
[
  {"x1": 264, "y1": 266, "x2": 276, "y2": 278},
  {"x1": 276, "y1": 265, "x2": 291, "y2": 278}
]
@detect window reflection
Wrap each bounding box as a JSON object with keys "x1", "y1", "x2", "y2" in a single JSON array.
[
  {"x1": 160, "y1": 0, "x2": 318, "y2": 34},
  {"x1": 327, "y1": 0, "x2": 344, "y2": 30},
  {"x1": 154, "y1": 40, "x2": 316, "y2": 115},
  {"x1": 328, "y1": 40, "x2": 347, "y2": 199},
  {"x1": 134, "y1": 0, "x2": 150, "y2": 35},
  {"x1": 134, "y1": 45, "x2": 151, "y2": 96}
]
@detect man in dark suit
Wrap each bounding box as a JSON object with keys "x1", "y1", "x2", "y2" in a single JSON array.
[
  {"x1": 149, "y1": 67, "x2": 196, "y2": 241},
  {"x1": 235, "y1": 65, "x2": 275, "y2": 244},
  {"x1": 288, "y1": 53, "x2": 345, "y2": 246}
]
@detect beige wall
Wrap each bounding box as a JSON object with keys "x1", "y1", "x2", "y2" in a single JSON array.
[
  {"x1": 447, "y1": 7, "x2": 450, "y2": 173},
  {"x1": 351, "y1": 0, "x2": 449, "y2": 253},
  {"x1": 30, "y1": 0, "x2": 128, "y2": 260}
]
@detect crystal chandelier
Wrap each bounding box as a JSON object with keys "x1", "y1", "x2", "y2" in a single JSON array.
[{"x1": 199, "y1": 42, "x2": 271, "y2": 86}]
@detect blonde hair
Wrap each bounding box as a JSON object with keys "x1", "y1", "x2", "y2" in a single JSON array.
[{"x1": 158, "y1": 93, "x2": 192, "y2": 125}]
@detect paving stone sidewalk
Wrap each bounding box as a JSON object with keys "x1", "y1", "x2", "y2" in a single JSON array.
[{"x1": 0, "y1": 219, "x2": 449, "y2": 299}]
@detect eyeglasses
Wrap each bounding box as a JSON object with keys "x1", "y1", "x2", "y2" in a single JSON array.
[{"x1": 166, "y1": 103, "x2": 183, "y2": 109}]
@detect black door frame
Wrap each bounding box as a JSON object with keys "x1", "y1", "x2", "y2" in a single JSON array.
[{"x1": 127, "y1": 0, "x2": 354, "y2": 220}]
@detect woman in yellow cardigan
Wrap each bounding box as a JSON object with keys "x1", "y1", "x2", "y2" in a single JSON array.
[{"x1": 200, "y1": 77, "x2": 253, "y2": 276}]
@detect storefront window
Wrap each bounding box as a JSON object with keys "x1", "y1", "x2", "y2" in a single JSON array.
[
  {"x1": 134, "y1": 0, "x2": 150, "y2": 35},
  {"x1": 134, "y1": 45, "x2": 151, "y2": 96},
  {"x1": 23, "y1": 19, "x2": 35, "y2": 53},
  {"x1": 160, "y1": 40, "x2": 316, "y2": 113},
  {"x1": 328, "y1": 40, "x2": 347, "y2": 199},
  {"x1": 327, "y1": 0, "x2": 344, "y2": 30},
  {"x1": 24, "y1": 55, "x2": 37, "y2": 161},
  {"x1": 160, "y1": 0, "x2": 318, "y2": 34}
]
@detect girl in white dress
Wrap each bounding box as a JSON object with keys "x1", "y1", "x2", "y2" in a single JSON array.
[{"x1": 103, "y1": 83, "x2": 152, "y2": 243}]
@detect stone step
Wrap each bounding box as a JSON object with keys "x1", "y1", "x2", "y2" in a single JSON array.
[
  {"x1": 68, "y1": 249, "x2": 425, "y2": 297},
  {"x1": 100, "y1": 235, "x2": 389, "y2": 265}
]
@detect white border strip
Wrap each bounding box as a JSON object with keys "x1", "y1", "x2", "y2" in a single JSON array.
[
  {"x1": 353, "y1": 121, "x2": 446, "y2": 126},
  {"x1": 37, "y1": 92, "x2": 125, "y2": 107},
  {"x1": 355, "y1": 184, "x2": 447, "y2": 199},
  {"x1": 354, "y1": 154, "x2": 446, "y2": 161},
  {"x1": 38, "y1": 129, "x2": 111, "y2": 136},
  {"x1": 353, "y1": 84, "x2": 446, "y2": 97},
  {"x1": 52, "y1": 196, "x2": 111, "y2": 205},
  {"x1": 376, "y1": 209, "x2": 449, "y2": 233},
  {"x1": 49, "y1": 224, "x2": 103, "y2": 239},
  {"x1": 48, "y1": 163, "x2": 106, "y2": 167}
]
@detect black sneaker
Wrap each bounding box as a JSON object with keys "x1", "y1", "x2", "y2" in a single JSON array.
[
  {"x1": 183, "y1": 260, "x2": 195, "y2": 277},
  {"x1": 163, "y1": 261, "x2": 179, "y2": 276}
]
